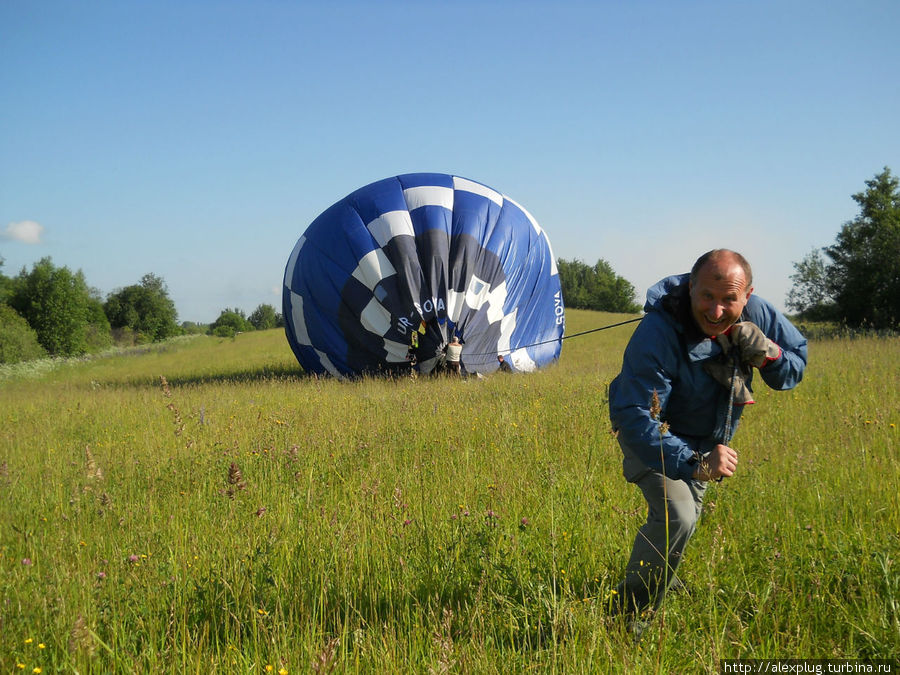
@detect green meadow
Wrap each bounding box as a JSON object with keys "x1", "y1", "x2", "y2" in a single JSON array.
[{"x1": 1, "y1": 309, "x2": 897, "y2": 673}]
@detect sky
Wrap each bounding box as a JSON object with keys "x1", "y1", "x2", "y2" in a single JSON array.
[{"x1": 2, "y1": 1, "x2": 899, "y2": 324}]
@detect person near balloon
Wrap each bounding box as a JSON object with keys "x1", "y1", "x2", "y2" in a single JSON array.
[
  {"x1": 497, "y1": 354, "x2": 512, "y2": 373},
  {"x1": 445, "y1": 336, "x2": 463, "y2": 375},
  {"x1": 607, "y1": 249, "x2": 807, "y2": 622}
]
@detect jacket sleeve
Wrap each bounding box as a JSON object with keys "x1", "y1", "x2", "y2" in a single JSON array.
[
  {"x1": 609, "y1": 313, "x2": 699, "y2": 481},
  {"x1": 747, "y1": 297, "x2": 808, "y2": 391}
]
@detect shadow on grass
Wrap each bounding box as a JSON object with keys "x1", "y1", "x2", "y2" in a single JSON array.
[{"x1": 144, "y1": 364, "x2": 310, "y2": 388}]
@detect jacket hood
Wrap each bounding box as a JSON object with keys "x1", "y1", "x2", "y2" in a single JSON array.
[
  {"x1": 645, "y1": 273, "x2": 690, "y2": 312},
  {"x1": 645, "y1": 272, "x2": 712, "y2": 348}
]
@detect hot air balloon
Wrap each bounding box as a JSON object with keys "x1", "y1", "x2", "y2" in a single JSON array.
[{"x1": 283, "y1": 173, "x2": 564, "y2": 378}]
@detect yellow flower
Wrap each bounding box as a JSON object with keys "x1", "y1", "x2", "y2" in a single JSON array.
[
  {"x1": 16, "y1": 665, "x2": 24, "y2": 670},
  {"x1": 33, "y1": 669, "x2": 42, "y2": 674},
  {"x1": 266, "y1": 666, "x2": 274, "y2": 673},
  {"x1": 257, "y1": 608, "x2": 268, "y2": 616},
  {"x1": 25, "y1": 638, "x2": 33, "y2": 644},
  {"x1": 38, "y1": 643, "x2": 46, "y2": 649},
  {"x1": 279, "y1": 669, "x2": 289, "y2": 675}
]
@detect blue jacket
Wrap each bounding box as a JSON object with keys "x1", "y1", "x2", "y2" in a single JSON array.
[{"x1": 609, "y1": 274, "x2": 808, "y2": 481}]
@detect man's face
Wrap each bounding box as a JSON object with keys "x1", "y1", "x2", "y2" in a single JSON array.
[{"x1": 689, "y1": 259, "x2": 753, "y2": 337}]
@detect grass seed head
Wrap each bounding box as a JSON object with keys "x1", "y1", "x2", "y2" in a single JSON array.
[
  {"x1": 68, "y1": 614, "x2": 97, "y2": 658},
  {"x1": 650, "y1": 389, "x2": 661, "y2": 420}
]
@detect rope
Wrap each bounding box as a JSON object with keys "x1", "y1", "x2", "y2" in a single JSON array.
[{"x1": 460, "y1": 315, "x2": 644, "y2": 360}]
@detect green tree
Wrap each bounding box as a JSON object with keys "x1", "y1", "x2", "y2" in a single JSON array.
[
  {"x1": 248, "y1": 303, "x2": 279, "y2": 330},
  {"x1": 0, "y1": 303, "x2": 47, "y2": 364},
  {"x1": 557, "y1": 258, "x2": 640, "y2": 313},
  {"x1": 104, "y1": 273, "x2": 179, "y2": 342},
  {"x1": 825, "y1": 167, "x2": 900, "y2": 328},
  {"x1": 0, "y1": 256, "x2": 14, "y2": 304},
  {"x1": 8, "y1": 257, "x2": 97, "y2": 356},
  {"x1": 788, "y1": 168, "x2": 900, "y2": 328},
  {"x1": 210, "y1": 308, "x2": 252, "y2": 337},
  {"x1": 785, "y1": 249, "x2": 837, "y2": 321}
]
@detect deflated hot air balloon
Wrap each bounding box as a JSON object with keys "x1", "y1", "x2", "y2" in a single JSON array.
[{"x1": 283, "y1": 173, "x2": 564, "y2": 378}]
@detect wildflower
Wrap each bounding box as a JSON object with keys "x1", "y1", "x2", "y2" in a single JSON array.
[
  {"x1": 97, "y1": 571, "x2": 106, "y2": 580},
  {"x1": 257, "y1": 608, "x2": 268, "y2": 616},
  {"x1": 403, "y1": 519, "x2": 412, "y2": 527},
  {"x1": 128, "y1": 554, "x2": 139, "y2": 563},
  {"x1": 33, "y1": 668, "x2": 42, "y2": 674},
  {"x1": 279, "y1": 669, "x2": 288, "y2": 675},
  {"x1": 266, "y1": 666, "x2": 274, "y2": 672},
  {"x1": 25, "y1": 638, "x2": 33, "y2": 644},
  {"x1": 38, "y1": 643, "x2": 45, "y2": 649},
  {"x1": 16, "y1": 664, "x2": 24, "y2": 670},
  {"x1": 520, "y1": 517, "x2": 529, "y2": 528},
  {"x1": 22, "y1": 558, "x2": 32, "y2": 566}
]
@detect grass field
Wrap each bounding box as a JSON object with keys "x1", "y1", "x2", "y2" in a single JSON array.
[{"x1": 1, "y1": 309, "x2": 898, "y2": 673}]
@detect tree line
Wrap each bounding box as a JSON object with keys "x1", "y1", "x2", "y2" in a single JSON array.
[
  {"x1": 556, "y1": 258, "x2": 641, "y2": 314},
  {"x1": 0, "y1": 258, "x2": 283, "y2": 364}
]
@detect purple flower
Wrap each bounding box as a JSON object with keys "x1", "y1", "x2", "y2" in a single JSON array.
[
  {"x1": 128, "y1": 554, "x2": 139, "y2": 563},
  {"x1": 22, "y1": 558, "x2": 32, "y2": 566},
  {"x1": 97, "y1": 571, "x2": 107, "y2": 580}
]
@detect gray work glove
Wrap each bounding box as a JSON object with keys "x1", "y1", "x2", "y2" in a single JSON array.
[
  {"x1": 725, "y1": 322, "x2": 781, "y2": 368},
  {"x1": 703, "y1": 356, "x2": 755, "y2": 404}
]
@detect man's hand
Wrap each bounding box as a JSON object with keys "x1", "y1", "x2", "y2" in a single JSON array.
[
  {"x1": 693, "y1": 444, "x2": 738, "y2": 481},
  {"x1": 728, "y1": 322, "x2": 781, "y2": 368}
]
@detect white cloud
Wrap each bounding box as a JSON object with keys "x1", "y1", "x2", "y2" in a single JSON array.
[{"x1": 2, "y1": 220, "x2": 45, "y2": 244}]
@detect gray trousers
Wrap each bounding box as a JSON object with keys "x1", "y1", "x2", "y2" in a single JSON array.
[{"x1": 615, "y1": 442, "x2": 708, "y2": 613}]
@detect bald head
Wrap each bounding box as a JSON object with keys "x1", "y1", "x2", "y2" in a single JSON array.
[{"x1": 690, "y1": 249, "x2": 753, "y2": 291}]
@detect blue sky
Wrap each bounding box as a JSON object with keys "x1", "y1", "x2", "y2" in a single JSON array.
[{"x1": 2, "y1": 1, "x2": 898, "y2": 323}]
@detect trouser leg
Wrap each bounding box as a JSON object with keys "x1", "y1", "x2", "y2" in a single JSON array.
[{"x1": 615, "y1": 469, "x2": 707, "y2": 614}]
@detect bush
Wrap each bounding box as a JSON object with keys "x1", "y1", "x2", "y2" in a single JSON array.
[
  {"x1": 210, "y1": 308, "x2": 252, "y2": 337},
  {"x1": 0, "y1": 304, "x2": 47, "y2": 364}
]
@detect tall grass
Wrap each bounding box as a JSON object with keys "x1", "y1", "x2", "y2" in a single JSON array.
[{"x1": 1, "y1": 311, "x2": 897, "y2": 673}]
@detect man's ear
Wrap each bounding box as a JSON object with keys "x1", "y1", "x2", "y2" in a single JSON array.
[{"x1": 745, "y1": 285, "x2": 754, "y2": 300}]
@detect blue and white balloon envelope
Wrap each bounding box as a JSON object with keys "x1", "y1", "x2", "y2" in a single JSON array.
[{"x1": 283, "y1": 173, "x2": 564, "y2": 377}]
